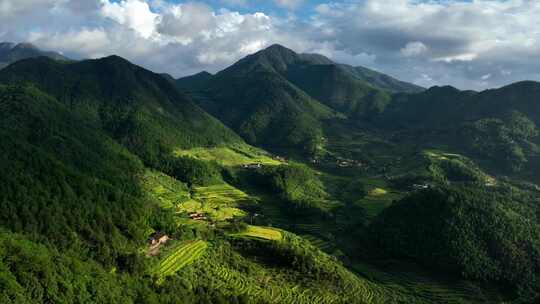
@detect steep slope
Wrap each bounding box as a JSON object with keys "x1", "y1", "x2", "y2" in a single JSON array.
[
  {"x1": 0, "y1": 42, "x2": 68, "y2": 68},
  {"x1": 343, "y1": 65, "x2": 424, "y2": 93},
  {"x1": 177, "y1": 45, "x2": 424, "y2": 155},
  {"x1": 193, "y1": 46, "x2": 337, "y2": 154},
  {"x1": 0, "y1": 84, "x2": 148, "y2": 265},
  {"x1": 176, "y1": 71, "x2": 212, "y2": 91},
  {"x1": 285, "y1": 63, "x2": 393, "y2": 118},
  {"x1": 371, "y1": 185, "x2": 540, "y2": 302},
  {"x1": 184, "y1": 45, "x2": 421, "y2": 120},
  {"x1": 0, "y1": 56, "x2": 243, "y2": 166}
]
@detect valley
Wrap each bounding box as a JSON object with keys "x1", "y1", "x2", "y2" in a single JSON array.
[{"x1": 0, "y1": 43, "x2": 539, "y2": 304}]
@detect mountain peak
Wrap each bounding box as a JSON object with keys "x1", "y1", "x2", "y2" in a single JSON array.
[
  {"x1": 264, "y1": 44, "x2": 295, "y2": 52},
  {"x1": 198, "y1": 71, "x2": 213, "y2": 77},
  {"x1": 0, "y1": 42, "x2": 69, "y2": 67},
  {"x1": 13, "y1": 42, "x2": 39, "y2": 50},
  {"x1": 0, "y1": 42, "x2": 16, "y2": 51}
]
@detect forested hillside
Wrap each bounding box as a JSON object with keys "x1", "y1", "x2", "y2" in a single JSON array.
[
  {"x1": 177, "y1": 44, "x2": 421, "y2": 155},
  {"x1": 0, "y1": 56, "x2": 242, "y2": 166},
  {"x1": 1, "y1": 44, "x2": 540, "y2": 304}
]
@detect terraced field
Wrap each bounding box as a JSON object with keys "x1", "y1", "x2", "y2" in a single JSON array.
[
  {"x1": 143, "y1": 170, "x2": 258, "y2": 223},
  {"x1": 155, "y1": 240, "x2": 208, "y2": 283},
  {"x1": 190, "y1": 245, "x2": 382, "y2": 304},
  {"x1": 174, "y1": 145, "x2": 281, "y2": 167},
  {"x1": 179, "y1": 183, "x2": 254, "y2": 221},
  {"x1": 294, "y1": 223, "x2": 327, "y2": 236},
  {"x1": 231, "y1": 225, "x2": 282, "y2": 241},
  {"x1": 352, "y1": 262, "x2": 503, "y2": 304},
  {"x1": 301, "y1": 234, "x2": 334, "y2": 252},
  {"x1": 141, "y1": 170, "x2": 191, "y2": 209}
]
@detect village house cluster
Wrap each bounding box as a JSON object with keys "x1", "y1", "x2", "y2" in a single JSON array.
[
  {"x1": 148, "y1": 232, "x2": 170, "y2": 248},
  {"x1": 242, "y1": 163, "x2": 263, "y2": 169},
  {"x1": 189, "y1": 212, "x2": 207, "y2": 221}
]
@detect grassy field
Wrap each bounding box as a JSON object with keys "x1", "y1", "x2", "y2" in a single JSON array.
[
  {"x1": 155, "y1": 240, "x2": 208, "y2": 283},
  {"x1": 174, "y1": 145, "x2": 281, "y2": 167},
  {"x1": 231, "y1": 225, "x2": 282, "y2": 241}
]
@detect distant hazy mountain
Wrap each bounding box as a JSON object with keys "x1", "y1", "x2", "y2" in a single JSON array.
[
  {"x1": 377, "y1": 81, "x2": 540, "y2": 172},
  {"x1": 0, "y1": 42, "x2": 68, "y2": 68}
]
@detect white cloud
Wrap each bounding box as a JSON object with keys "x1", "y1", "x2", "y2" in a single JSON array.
[
  {"x1": 29, "y1": 28, "x2": 111, "y2": 58},
  {"x1": 101, "y1": 0, "x2": 159, "y2": 38},
  {"x1": 309, "y1": 0, "x2": 540, "y2": 89},
  {"x1": 433, "y1": 53, "x2": 478, "y2": 63},
  {"x1": 401, "y1": 42, "x2": 428, "y2": 57},
  {"x1": 3, "y1": 0, "x2": 540, "y2": 90},
  {"x1": 0, "y1": 0, "x2": 58, "y2": 18}
]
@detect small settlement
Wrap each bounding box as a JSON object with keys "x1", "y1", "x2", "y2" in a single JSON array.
[
  {"x1": 147, "y1": 232, "x2": 171, "y2": 256},
  {"x1": 242, "y1": 163, "x2": 263, "y2": 169},
  {"x1": 189, "y1": 212, "x2": 207, "y2": 221}
]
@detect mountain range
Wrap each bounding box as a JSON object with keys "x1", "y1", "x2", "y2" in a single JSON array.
[
  {"x1": 0, "y1": 42, "x2": 68, "y2": 69},
  {"x1": 1, "y1": 42, "x2": 539, "y2": 304},
  {"x1": 176, "y1": 44, "x2": 423, "y2": 153}
]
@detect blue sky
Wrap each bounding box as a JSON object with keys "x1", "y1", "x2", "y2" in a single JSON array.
[{"x1": 1, "y1": 0, "x2": 540, "y2": 90}]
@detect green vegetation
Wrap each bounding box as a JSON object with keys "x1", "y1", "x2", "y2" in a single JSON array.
[
  {"x1": 425, "y1": 150, "x2": 494, "y2": 184},
  {"x1": 231, "y1": 225, "x2": 282, "y2": 241},
  {"x1": 161, "y1": 155, "x2": 222, "y2": 186},
  {"x1": 188, "y1": 184, "x2": 252, "y2": 221},
  {"x1": 0, "y1": 55, "x2": 243, "y2": 167},
  {"x1": 256, "y1": 164, "x2": 335, "y2": 212},
  {"x1": 174, "y1": 145, "x2": 280, "y2": 167},
  {"x1": 0, "y1": 85, "x2": 148, "y2": 265},
  {"x1": 3, "y1": 45, "x2": 540, "y2": 304},
  {"x1": 371, "y1": 186, "x2": 540, "y2": 302},
  {"x1": 368, "y1": 188, "x2": 388, "y2": 196},
  {"x1": 142, "y1": 170, "x2": 251, "y2": 223},
  {"x1": 142, "y1": 170, "x2": 191, "y2": 209},
  {"x1": 155, "y1": 240, "x2": 209, "y2": 283},
  {"x1": 462, "y1": 111, "x2": 539, "y2": 171}
]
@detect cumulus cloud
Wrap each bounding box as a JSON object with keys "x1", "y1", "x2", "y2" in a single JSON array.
[
  {"x1": 101, "y1": 0, "x2": 158, "y2": 39},
  {"x1": 310, "y1": 0, "x2": 540, "y2": 89},
  {"x1": 2, "y1": 0, "x2": 540, "y2": 90}
]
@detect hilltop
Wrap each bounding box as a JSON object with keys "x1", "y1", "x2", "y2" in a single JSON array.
[
  {"x1": 0, "y1": 42, "x2": 68, "y2": 69},
  {"x1": 177, "y1": 44, "x2": 422, "y2": 155}
]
